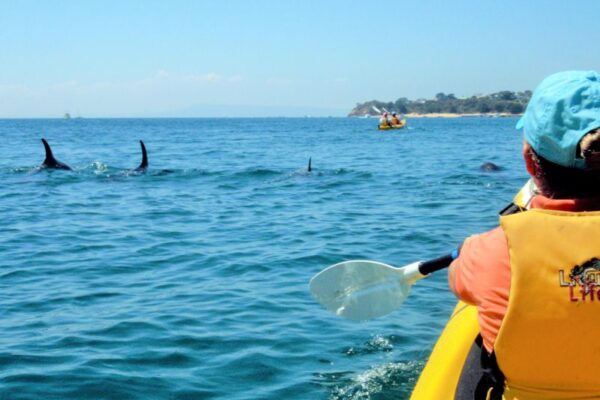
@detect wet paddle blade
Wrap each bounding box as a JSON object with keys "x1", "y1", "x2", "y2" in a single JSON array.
[{"x1": 309, "y1": 260, "x2": 415, "y2": 321}]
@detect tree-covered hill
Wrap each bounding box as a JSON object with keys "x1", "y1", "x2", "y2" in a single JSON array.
[{"x1": 349, "y1": 91, "x2": 532, "y2": 116}]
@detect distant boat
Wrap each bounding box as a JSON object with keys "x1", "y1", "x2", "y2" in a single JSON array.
[
  {"x1": 378, "y1": 119, "x2": 407, "y2": 130},
  {"x1": 63, "y1": 113, "x2": 71, "y2": 119}
]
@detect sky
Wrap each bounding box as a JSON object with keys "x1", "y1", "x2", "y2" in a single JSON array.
[{"x1": 1, "y1": 0, "x2": 599, "y2": 117}]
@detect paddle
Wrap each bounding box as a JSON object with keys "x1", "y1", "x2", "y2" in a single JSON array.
[
  {"x1": 310, "y1": 175, "x2": 538, "y2": 321},
  {"x1": 310, "y1": 180, "x2": 537, "y2": 321},
  {"x1": 309, "y1": 251, "x2": 458, "y2": 321}
]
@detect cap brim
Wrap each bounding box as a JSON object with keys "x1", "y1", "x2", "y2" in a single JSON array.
[{"x1": 516, "y1": 117, "x2": 524, "y2": 129}]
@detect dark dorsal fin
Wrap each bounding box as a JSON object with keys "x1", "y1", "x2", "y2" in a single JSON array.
[
  {"x1": 308, "y1": 157, "x2": 312, "y2": 172},
  {"x1": 136, "y1": 140, "x2": 148, "y2": 171},
  {"x1": 41, "y1": 138, "x2": 71, "y2": 170},
  {"x1": 42, "y1": 138, "x2": 55, "y2": 164}
]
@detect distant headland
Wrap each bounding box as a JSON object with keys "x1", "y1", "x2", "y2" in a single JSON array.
[{"x1": 349, "y1": 91, "x2": 532, "y2": 118}]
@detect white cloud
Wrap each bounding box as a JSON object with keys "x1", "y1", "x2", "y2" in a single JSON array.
[
  {"x1": 0, "y1": 71, "x2": 248, "y2": 117},
  {"x1": 204, "y1": 72, "x2": 222, "y2": 82},
  {"x1": 52, "y1": 80, "x2": 79, "y2": 90},
  {"x1": 266, "y1": 77, "x2": 293, "y2": 86},
  {"x1": 154, "y1": 70, "x2": 170, "y2": 79},
  {"x1": 0, "y1": 83, "x2": 32, "y2": 94},
  {"x1": 4, "y1": 71, "x2": 240, "y2": 96},
  {"x1": 184, "y1": 72, "x2": 222, "y2": 82}
]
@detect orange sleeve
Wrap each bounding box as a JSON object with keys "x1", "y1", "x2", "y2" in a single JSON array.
[
  {"x1": 451, "y1": 226, "x2": 510, "y2": 306},
  {"x1": 450, "y1": 226, "x2": 511, "y2": 352}
]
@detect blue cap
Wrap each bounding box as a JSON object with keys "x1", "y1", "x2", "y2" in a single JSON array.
[{"x1": 516, "y1": 71, "x2": 600, "y2": 169}]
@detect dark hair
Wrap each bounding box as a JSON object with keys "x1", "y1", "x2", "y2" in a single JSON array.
[{"x1": 529, "y1": 129, "x2": 600, "y2": 199}]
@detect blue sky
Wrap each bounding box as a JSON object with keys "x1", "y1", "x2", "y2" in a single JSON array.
[{"x1": 1, "y1": 0, "x2": 599, "y2": 117}]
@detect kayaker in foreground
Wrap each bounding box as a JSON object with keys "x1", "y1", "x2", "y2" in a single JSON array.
[
  {"x1": 390, "y1": 112, "x2": 402, "y2": 125},
  {"x1": 448, "y1": 71, "x2": 600, "y2": 399}
]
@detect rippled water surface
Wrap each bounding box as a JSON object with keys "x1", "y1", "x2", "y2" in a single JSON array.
[{"x1": 0, "y1": 117, "x2": 527, "y2": 399}]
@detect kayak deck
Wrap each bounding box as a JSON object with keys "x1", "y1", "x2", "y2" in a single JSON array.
[{"x1": 410, "y1": 301, "x2": 479, "y2": 400}]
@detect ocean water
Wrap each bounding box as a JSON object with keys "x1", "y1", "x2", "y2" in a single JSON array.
[{"x1": 0, "y1": 117, "x2": 528, "y2": 400}]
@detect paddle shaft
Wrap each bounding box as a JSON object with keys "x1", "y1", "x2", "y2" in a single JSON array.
[
  {"x1": 418, "y1": 250, "x2": 458, "y2": 276},
  {"x1": 417, "y1": 188, "x2": 532, "y2": 277}
]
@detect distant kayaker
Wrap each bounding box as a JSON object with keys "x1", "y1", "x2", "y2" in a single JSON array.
[
  {"x1": 390, "y1": 112, "x2": 401, "y2": 125},
  {"x1": 448, "y1": 71, "x2": 600, "y2": 399},
  {"x1": 379, "y1": 112, "x2": 390, "y2": 128}
]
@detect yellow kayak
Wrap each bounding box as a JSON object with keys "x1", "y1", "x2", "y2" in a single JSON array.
[
  {"x1": 378, "y1": 119, "x2": 407, "y2": 130},
  {"x1": 410, "y1": 180, "x2": 536, "y2": 399},
  {"x1": 410, "y1": 301, "x2": 478, "y2": 399}
]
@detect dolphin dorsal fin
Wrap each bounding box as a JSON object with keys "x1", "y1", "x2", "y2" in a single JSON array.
[
  {"x1": 41, "y1": 138, "x2": 56, "y2": 165},
  {"x1": 308, "y1": 157, "x2": 312, "y2": 172},
  {"x1": 40, "y1": 138, "x2": 71, "y2": 170},
  {"x1": 137, "y1": 140, "x2": 148, "y2": 170}
]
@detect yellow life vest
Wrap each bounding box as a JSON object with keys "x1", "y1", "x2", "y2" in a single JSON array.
[
  {"x1": 391, "y1": 116, "x2": 401, "y2": 125},
  {"x1": 496, "y1": 209, "x2": 600, "y2": 399}
]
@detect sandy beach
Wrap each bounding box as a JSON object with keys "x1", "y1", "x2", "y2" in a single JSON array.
[{"x1": 403, "y1": 112, "x2": 519, "y2": 118}]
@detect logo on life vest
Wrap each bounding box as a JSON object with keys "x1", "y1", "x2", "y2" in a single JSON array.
[{"x1": 559, "y1": 257, "x2": 600, "y2": 302}]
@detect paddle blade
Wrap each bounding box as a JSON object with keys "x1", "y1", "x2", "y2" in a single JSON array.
[{"x1": 309, "y1": 260, "x2": 413, "y2": 321}]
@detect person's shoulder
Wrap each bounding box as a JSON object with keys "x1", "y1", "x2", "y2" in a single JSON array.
[
  {"x1": 461, "y1": 226, "x2": 507, "y2": 262},
  {"x1": 470, "y1": 226, "x2": 505, "y2": 242}
]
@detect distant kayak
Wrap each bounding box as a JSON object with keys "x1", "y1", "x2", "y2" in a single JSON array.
[{"x1": 378, "y1": 119, "x2": 407, "y2": 130}]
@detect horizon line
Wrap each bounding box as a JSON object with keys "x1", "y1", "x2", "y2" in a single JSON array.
[{"x1": 0, "y1": 115, "x2": 350, "y2": 120}]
